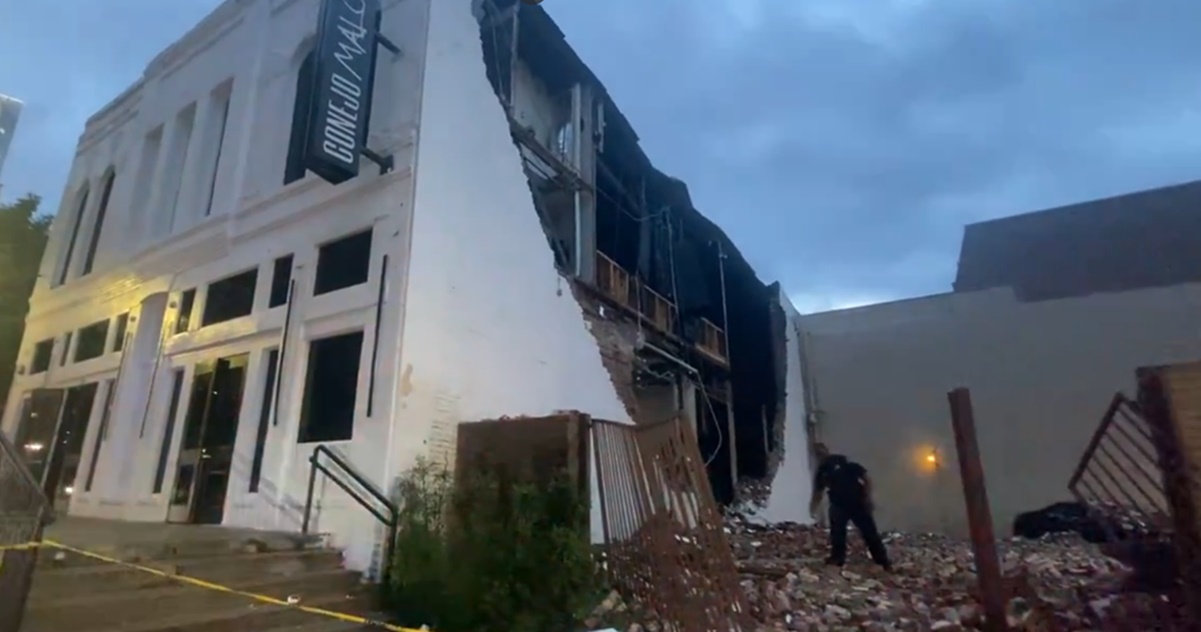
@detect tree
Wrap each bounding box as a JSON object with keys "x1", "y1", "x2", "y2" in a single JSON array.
[{"x1": 0, "y1": 194, "x2": 51, "y2": 414}]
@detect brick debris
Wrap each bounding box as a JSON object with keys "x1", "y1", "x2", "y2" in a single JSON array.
[{"x1": 727, "y1": 514, "x2": 1179, "y2": 631}]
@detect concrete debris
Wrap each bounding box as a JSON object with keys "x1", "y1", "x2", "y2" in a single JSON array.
[
  {"x1": 735, "y1": 478, "x2": 773, "y2": 514},
  {"x1": 725, "y1": 514, "x2": 1180, "y2": 631},
  {"x1": 585, "y1": 510, "x2": 1184, "y2": 632}
]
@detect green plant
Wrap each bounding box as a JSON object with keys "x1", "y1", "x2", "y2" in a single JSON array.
[
  {"x1": 0, "y1": 194, "x2": 50, "y2": 411},
  {"x1": 386, "y1": 459, "x2": 454, "y2": 627},
  {"x1": 385, "y1": 457, "x2": 600, "y2": 632}
]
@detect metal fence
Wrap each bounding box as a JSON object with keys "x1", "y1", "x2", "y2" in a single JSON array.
[
  {"x1": 1068, "y1": 393, "x2": 1172, "y2": 539},
  {"x1": 0, "y1": 427, "x2": 51, "y2": 631},
  {"x1": 1140, "y1": 365, "x2": 1201, "y2": 626},
  {"x1": 591, "y1": 417, "x2": 750, "y2": 632},
  {"x1": 1066, "y1": 364, "x2": 1201, "y2": 629}
]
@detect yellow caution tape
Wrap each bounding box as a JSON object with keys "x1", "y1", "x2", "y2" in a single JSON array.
[
  {"x1": 0, "y1": 542, "x2": 41, "y2": 552},
  {"x1": 0, "y1": 539, "x2": 426, "y2": 632}
]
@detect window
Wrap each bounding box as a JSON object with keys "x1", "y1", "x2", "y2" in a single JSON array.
[
  {"x1": 298, "y1": 331, "x2": 364, "y2": 443},
  {"x1": 555, "y1": 119, "x2": 575, "y2": 163},
  {"x1": 132, "y1": 127, "x2": 164, "y2": 233},
  {"x1": 201, "y1": 269, "x2": 257, "y2": 327},
  {"x1": 152, "y1": 369, "x2": 186, "y2": 494},
  {"x1": 81, "y1": 171, "x2": 115, "y2": 276},
  {"x1": 163, "y1": 103, "x2": 198, "y2": 233},
  {"x1": 84, "y1": 379, "x2": 116, "y2": 492},
  {"x1": 314, "y1": 229, "x2": 372, "y2": 295},
  {"x1": 202, "y1": 83, "x2": 233, "y2": 217},
  {"x1": 112, "y1": 313, "x2": 130, "y2": 352},
  {"x1": 60, "y1": 332, "x2": 72, "y2": 367},
  {"x1": 74, "y1": 319, "x2": 110, "y2": 363},
  {"x1": 249, "y1": 349, "x2": 280, "y2": 492},
  {"x1": 30, "y1": 339, "x2": 53, "y2": 374},
  {"x1": 269, "y1": 255, "x2": 294, "y2": 308},
  {"x1": 175, "y1": 289, "x2": 196, "y2": 334},
  {"x1": 284, "y1": 50, "x2": 317, "y2": 186},
  {"x1": 56, "y1": 185, "x2": 89, "y2": 286}
]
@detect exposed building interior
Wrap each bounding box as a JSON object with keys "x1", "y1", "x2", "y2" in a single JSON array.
[{"x1": 475, "y1": 0, "x2": 789, "y2": 504}]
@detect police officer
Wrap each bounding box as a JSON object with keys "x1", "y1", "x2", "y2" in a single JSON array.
[{"x1": 809, "y1": 442, "x2": 892, "y2": 570}]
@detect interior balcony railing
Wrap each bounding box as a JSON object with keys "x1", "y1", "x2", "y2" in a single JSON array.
[
  {"x1": 594, "y1": 251, "x2": 727, "y2": 365},
  {"x1": 697, "y1": 318, "x2": 729, "y2": 366}
]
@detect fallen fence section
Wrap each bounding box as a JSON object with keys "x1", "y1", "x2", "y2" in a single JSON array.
[
  {"x1": 592, "y1": 417, "x2": 752, "y2": 632},
  {"x1": 1068, "y1": 362, "x2": 1201, "y2": 629}
]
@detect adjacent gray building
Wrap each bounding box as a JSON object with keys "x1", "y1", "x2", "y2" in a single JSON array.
[{"x1": 796, "y1": 179, "x2": 1201, "y2": 536}]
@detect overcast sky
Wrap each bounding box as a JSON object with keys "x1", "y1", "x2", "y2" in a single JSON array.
[{"x1": 1, "y1": 0, "x2": 1199, "y2": 312}]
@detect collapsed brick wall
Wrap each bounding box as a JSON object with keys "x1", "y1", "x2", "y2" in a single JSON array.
[
  {"x1": 456, "y1": 413, "x2": 589, "y2": 494},
  {"x1": 572, "y1": 282, "x2": 642, "y2": 421}
]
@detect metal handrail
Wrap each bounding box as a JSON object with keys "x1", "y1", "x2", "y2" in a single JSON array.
[
  {"x1": 0, "y1": 424, "x2": 55, "y2": 631},
  {"x1": 301, "y1": 445, "x2": 398, "y2": 586}
]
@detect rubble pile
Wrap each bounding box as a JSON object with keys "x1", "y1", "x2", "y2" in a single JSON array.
[
  {"x1": 736, "y1": 478, "x2": 773, "y2": 513},
  {"x1": 727, "y1": 515, "x2": 1179, "y2": 631}
]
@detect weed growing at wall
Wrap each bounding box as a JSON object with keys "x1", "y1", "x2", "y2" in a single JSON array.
[{"x1": 385, "y1": 458, "x2": 599, "y2": 632}]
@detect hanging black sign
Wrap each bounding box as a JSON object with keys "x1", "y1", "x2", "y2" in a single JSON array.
[{"x1": 304, "y1": 0, "x2": 383, "y2": 185}]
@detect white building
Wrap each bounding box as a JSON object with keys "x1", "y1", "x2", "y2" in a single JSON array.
[
  {"x1": 2, "y1": 0, "x2": 812, "y2": 575},
  {"x1": 0, "y1": 94, "x2": 23, "y2": 187}
]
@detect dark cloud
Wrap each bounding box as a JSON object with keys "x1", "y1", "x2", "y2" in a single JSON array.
[
  {"x1": 3, "y1": 0, "x2": 1199, "y2": 312},
  {"x1": 544, "y1": 0, "x2": 1201, "y2": 309},
  {"x1": 0, "y1": 1, "x2": 217, "y2": 212}
]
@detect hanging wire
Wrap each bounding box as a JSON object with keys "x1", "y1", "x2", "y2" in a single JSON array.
[{"x1": 698, "y1": 380, "x2": 725, "y2": 467}]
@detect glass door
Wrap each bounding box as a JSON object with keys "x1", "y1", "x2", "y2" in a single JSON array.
[
  {"x1": 168, "y1": 361, "x2": 214, "y2": 523},
  {"x1": 41, "y1": 383, "x2": 99, "y2": 513},
  {"x1": 167, "y1": 354, "x2": 249, "y2": 524},
  {"x1": 12, "y1": 389, "x2": 66, "y2": 484}
]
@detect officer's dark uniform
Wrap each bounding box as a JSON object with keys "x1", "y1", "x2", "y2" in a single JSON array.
[{"x1": 813, "y1": 454, "x2": 891, "y2": 569}]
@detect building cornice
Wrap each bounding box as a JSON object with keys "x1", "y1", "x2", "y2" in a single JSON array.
[
  {"x1": 78, "y1": 98, "x2": 142, "y2": 156},
  {"x1": 82, "y1": 0, "x2": 258, "y2": 140},
  {"x1": 154, "y1": 13, "x2": 248, "y2": 84},
  {"x1": 145, "y1": 0, "x2": 255, "y2": 80},
  {"x1": 234, "y1": 164, "x2": 414, "y2": 245},
  {"x1": 27, "y1": 216, "x2": 229, "y2": 320}
]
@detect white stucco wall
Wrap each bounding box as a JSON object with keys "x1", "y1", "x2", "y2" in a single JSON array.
[
  {"x1": 797, "y1": 283, "x2": 1201, "y2": 536},
  {"x1": 755, "y1": 294, "x2": 815, "y2": 524},
  {"x1": 394, "y1": 0, "x2": 632, "y2": 543},
  {"x1": 2, "y1": 0, "x2": 426, "y2": 574},
  {"x1": 4, "y1": 0, "x2": 648, "y2": 572}
]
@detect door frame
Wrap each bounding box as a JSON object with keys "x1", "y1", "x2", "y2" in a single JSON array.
[
  {"x1": 166, "y1": 360, "x2": 216, "y2": 524},
  {"x1": 39, "y1": 382, "x2": 101, "y2": 513},
  {"x1": 12, "y1": 388, "x2": 67, "y2": 492},
  {"x1": 165, "y1": 353, "x2": 250, "y2": 525}
]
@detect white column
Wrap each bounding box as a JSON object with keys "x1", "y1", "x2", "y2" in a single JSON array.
[{"x1": 108, "y1": 293, "x2": 169, "y2": 500}]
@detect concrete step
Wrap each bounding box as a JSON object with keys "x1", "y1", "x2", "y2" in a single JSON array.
[
  {"x1": 23, "y1": 519, "x2": 376, "y2": 631},
  {"x1": 281, "y1": 618, "x2": 395, "y2": 631},
  {"x1": 28, "y1": 548, "x2": 345, "y2": 600},
  {"x1": 22, "y1": 587, "x2": 375, "y2": 632},
  {"x1": 22, "y1": 567, "x2": 363, "y2": 631},
  {"x1": 36, "y1": 530, "x2": 326, "y2": 568},
  {"x1": 150, "y1": 589, "x2": 375, "y2": 632}
]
